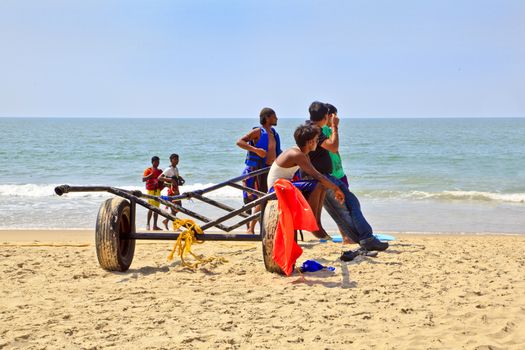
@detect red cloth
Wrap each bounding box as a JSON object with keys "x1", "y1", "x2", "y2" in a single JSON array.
[{"x1": 272, "y1": 178, "x2": 319, "y2": 276}]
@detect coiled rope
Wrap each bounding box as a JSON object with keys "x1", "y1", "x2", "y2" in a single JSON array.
[{"x1": 167, "y1": 218, "x2": 227, "y2": 269}]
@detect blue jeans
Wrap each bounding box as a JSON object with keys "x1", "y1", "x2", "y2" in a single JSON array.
[{"x1": 323, "y1": 175, "x2": 373, "y2": 242}]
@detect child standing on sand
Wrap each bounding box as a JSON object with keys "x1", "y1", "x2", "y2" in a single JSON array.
[
  {"x1": 159, "y1": 153, "x2": 185, "y2": 230},
  {"x1": 142, "y1": 156, "x2": 163, "y2": 230}
]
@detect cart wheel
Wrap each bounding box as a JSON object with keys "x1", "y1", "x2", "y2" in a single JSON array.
[
  {"x1": 95, "y1": 198, "x2": 135, "y2": 272},
  {"x1": 261, "y1": 200, "x2": 286, "y2": 275}
]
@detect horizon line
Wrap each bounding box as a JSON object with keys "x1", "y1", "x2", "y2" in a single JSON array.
[{"x1": 1, "y1": 115, "x2": 524, "y2": 119}]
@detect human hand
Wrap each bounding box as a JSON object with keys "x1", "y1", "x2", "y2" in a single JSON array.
[
  {"x1": 334, "y1": 189, "x2": 345, "y2": 204},
  {"x1": 331, "y1": 114, "x2": 340, "y2": 128},
  {"x1": 254, "y1": 148, "x2": 267, "y2": 158}
]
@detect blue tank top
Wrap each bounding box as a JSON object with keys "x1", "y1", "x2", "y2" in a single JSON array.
[{"x1": 245, "y1": 127, "x2": 282, "y2": 168}]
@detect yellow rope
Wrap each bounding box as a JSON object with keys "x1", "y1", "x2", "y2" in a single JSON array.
[{"x1": 167, "y1": 218, "x2": 227, "y2": 269}]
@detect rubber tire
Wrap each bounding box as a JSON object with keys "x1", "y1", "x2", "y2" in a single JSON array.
[
  {"x1": 95, "y1": 198, "x2": 135, "y2": 272},
  {"x1": 261, "y1": 200, "x2": 286, "y2": 275}
]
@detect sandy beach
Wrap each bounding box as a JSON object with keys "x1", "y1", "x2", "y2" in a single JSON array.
[{"x1": 1, "y1": 229, "x2": 524, "y2": 349}]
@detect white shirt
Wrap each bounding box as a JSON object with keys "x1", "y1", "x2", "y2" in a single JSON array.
[
  {"x1": 267, "y1": 163, "x2": 300, "y2": 189},
  {"x1": 161, "y1": 166, "x2": 179, "y2": 178}
]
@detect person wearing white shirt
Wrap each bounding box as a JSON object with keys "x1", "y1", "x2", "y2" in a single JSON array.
[{"x1": 159, "y1": 153, "x2": 185, "y2": 230}]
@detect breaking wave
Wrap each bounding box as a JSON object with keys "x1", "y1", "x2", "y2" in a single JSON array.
[
  {"x1": 1, "y1": 184, "x2": 524, "y2": 203},
  {"x1": 362, "y1": 190, "x2": 525, "y2": 203},
  {"x1": 0, "y1": 183, "x2": 244, "y2": 199}
]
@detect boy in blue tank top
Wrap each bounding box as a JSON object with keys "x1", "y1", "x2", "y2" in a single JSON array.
[{"x1": 236, "y1": 107, "x2": 282, "y2": 233}]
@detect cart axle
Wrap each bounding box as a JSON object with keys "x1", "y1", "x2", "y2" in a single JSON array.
[{"x1": 124, "y1": 232, "x2": 262, "y2": 241}]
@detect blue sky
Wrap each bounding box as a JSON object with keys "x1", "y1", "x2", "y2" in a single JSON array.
[{"x1": 0, "y1": 0, "x2": 524, "y2": 118}]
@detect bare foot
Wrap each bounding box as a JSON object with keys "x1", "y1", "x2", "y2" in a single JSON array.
[
  {"x1": 152, "y1": 226, "x2": 163, "y2": 231},
  {"x1": 246, "y1": 229, "x2": 255, "y2": 234},
  {"x1": 343, "y1": 236, "x2": 356, "y2": 245},
  {"x1": 311, "y1": 228, "x2": 330, "y2": 240},
  {"x1": 338, "y1": 228, "x2": 356, "y2": 244},
  {"x1": 146, "y1": 224, "x2": 151, "y2": 231},
  {"x1": 162, "y1": 219, "x2": 169, "y2": 230}
]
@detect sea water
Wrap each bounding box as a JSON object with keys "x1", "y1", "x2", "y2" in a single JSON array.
[{"x1": 0, "y1": 117, "x2": 524, "y2": 233}]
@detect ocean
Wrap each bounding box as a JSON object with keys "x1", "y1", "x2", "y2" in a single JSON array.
[{"x1": 1, "y1": 117, "x2": 524, "y2": 234}]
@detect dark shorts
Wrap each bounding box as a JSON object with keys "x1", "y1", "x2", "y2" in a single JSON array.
[
  {"x1": 256, "y1": 172, "x2": 269, "y2": 194},
  {"x1": 243, "y1": 166, "x2": 268, "y2": 199},
  {"x1": 269, "y1": 179, "x2": 318, "y2": 199}
]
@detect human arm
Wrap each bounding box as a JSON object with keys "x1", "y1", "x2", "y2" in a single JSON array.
[
  {"x1": 159, "y1": 169, "x2": 183, "y2": 185},
  {"x1": 142, "y1": 169, "x2": 152, "y2": 182},
  {"x1": 144, "y1": 168, "x2": 163, "y2": 189},
  {"x1": 158, "y1": 174, "x2": 173, "y2": 184},
  {"x1": 294, "y1": 152, "x2": 345, "y2": 204},
  {"x1": 236, "y1": 128, "x2": 266, "y2": 158},
  {"x1": 320, "y1": 114, "x2": 339, "y2": 153},
  {"x1": 158, "y1": 168, "x2": 172, "y2": 184}
]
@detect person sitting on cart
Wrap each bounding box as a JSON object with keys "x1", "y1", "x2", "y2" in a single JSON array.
[
  {"x1": 266, "y1": 124, "x2": 345, "y2": 231},
  {"x1": 159, "y1": 153, "x2": 185, "y2": 230},
  {"x1": 142, "y1": 155, "x2": 164, "y2": 231},
  {"x1": 322, "y1": 103, "x2": 353, "y2": 244},
  {"x1": 304, "y1": 101, "x2": 389, "y2": 253},
  {"x1": 236, "y1": 107, "x2": 282, "y2": 234}
]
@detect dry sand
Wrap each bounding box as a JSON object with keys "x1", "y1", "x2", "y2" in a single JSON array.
[{"x1": 1, "y1": 229, "x2": 524, "y2": 349}]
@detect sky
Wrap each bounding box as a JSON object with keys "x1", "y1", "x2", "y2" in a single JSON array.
[{"x1": 0, "y1": 0, "x2": 524, "y2": 118}]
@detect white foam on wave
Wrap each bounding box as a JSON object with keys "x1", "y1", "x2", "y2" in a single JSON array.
[
  {"x1": 428, "y1": 190, "x2": 525, "y2": 203},
  {"x1": 0, "y1": 184, "x2": 135, "y2": 198},
  {"x1": 0, "y1": 183, "x2": 245, "y2": 199},
  {"x1": 363, "y1": 189, "x2": 525, "y2": 203},
  {"x1": 2, "y1": 184, "x2": 524, "y2": 203}
]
